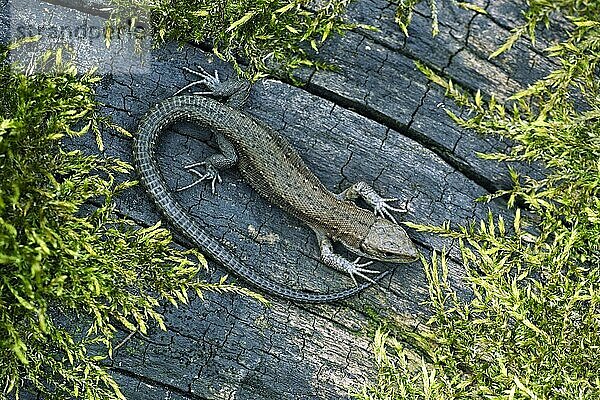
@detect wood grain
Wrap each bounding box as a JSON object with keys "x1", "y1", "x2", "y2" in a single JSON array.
[{"x1": 4, "y1": 0, "x2": 557, "y2": 398}]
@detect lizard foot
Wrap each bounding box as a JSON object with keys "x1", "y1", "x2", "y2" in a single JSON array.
[
  {"x1": 370, "y1": 196, "x2": 407, "y2": 225},
  {"x1": 174, "y1": 66, "x2": 221, "y2": 95},
  {"x1": 337, "y1": 181, "x2": 408, "y2": 224},
  {"x1": 315, "y1": 226, "x2": 384, "y2": 286},
  {"x1": 345, "y1": 257, "x2": 380, "y2": 286},
  {"x1": 176, "y1": 162, "x2": 222, "y2": 194},
  {"x1": 321, "y1": 249, "x2": 380, "y2": 286}
]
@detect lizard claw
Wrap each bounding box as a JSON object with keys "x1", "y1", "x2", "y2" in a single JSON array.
[
  {"x1": 174, "y1": 66, "x2": 221, "y2": 95},
  {"x1": 372, "y1": 198, "x2": 408, "y2": 225},
  {"x1": 185, "y1": 65, "x2": 219, "y2": 83},
  {"x1": 337, "y1": 182, "x2": 408, "y2": 225},
  {"x1": 347, "y1": 257, "x2": 379, "y2": 286},
  {"x1": 177, "y1": 162, "x2": 222, "y2": 194}
]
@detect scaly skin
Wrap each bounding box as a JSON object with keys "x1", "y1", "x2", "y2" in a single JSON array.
[{"x1": 134, "y1": 84, "x2": 417, "y2": 303}]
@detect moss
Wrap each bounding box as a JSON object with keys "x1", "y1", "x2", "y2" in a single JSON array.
[
  {"x1": 353, "y1": 4, "x2": 600, "y2": 400},
  {"x1": 0, "y1": 38, "x2": 260, "y2": 399},
  {"x1": 107, "y1": 0, "x2": 362, "y2": 80}
]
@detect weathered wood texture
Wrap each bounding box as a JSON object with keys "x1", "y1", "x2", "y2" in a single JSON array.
[{"x1": 4, "y1": 0, "x2": 560, "y2": 398}]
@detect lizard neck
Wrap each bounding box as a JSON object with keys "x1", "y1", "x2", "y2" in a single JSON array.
[{"x1": 314, "y1": 197, "x2": 377, "y2": 250}]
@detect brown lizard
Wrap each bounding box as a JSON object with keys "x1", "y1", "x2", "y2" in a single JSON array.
[{"x1": 134, "y1": 67, "x2": 418, "y2": 303}]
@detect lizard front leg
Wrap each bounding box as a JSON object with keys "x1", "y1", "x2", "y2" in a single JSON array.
[
  {"x1": 312, "y1": 227, "x2": 380, "y2": 286},
  {"x1": 178, "y1": 132, "x2": 238, "y2": 194},
  {"x1": 336, "y1": 181, "x2": 407, "y2": 224}
]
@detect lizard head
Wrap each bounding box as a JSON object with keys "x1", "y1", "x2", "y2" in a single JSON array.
[{"x1": 359, "y1": 218, "x2": 419, "y2": 263}]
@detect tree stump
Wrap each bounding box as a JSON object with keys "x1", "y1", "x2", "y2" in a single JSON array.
[{"x1": 4, "y1": 0, "x2": 560, "y2": 398}]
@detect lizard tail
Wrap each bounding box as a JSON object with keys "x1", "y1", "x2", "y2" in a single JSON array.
[{"x1": 133, "y1": 96, "x2": 390, "y2": 303}]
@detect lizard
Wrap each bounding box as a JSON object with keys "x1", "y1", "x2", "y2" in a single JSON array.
[{"x1": 133, "y1": 67, "x2": 418, "y2": 303}]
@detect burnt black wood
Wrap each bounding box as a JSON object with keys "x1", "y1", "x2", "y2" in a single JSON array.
[{"x1": 5, "y1": 0, "x2": 557, "y2": 398}]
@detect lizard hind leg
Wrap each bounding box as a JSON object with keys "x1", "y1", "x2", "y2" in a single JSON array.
[
  {"x1": 176, "y1": 66, "x2": 251, "y2": 108},
  {"x1": 177, "y1": 132, "x2": 238, "y2": 195},
  {"x1": 336, "y1": 181, "x2": 407, "y2": 224},
  {"x1": 312, "y1": 226, "x2": 381, "y2": 286}
]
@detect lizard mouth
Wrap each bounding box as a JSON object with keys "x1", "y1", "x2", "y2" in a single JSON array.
[
  {"x1": 380, "y1": 244, "x2": 419, "y2": 262},
  {"x1": 371, "y1": 251, "x2": 416, "y2": 263},
  {"x1": 344, "y1": 245, "x2": 416, "y2": 263}
]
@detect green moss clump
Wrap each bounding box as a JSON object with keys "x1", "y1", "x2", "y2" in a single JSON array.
[
  {"x1": 108, "y1": 0, "x2": 359, "y2": 80},
  {"x1": 0, "y1": 39, "x2": 257, "y2": 399},
  {"x1": 392, "y1": 0, "x2": 440, "y2": 37},
  {"x1": 353, "y1": 6, "x2": 600, "y2": 400}
]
